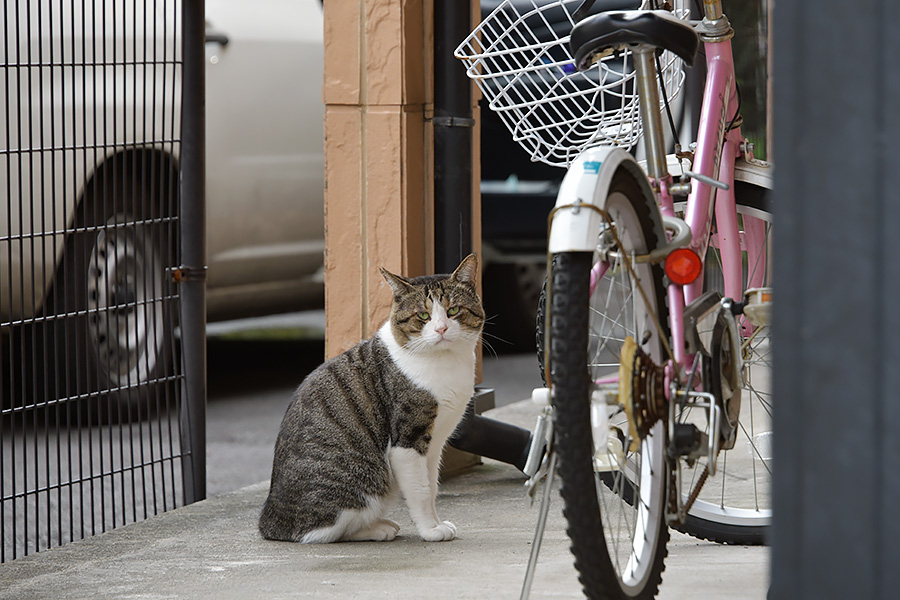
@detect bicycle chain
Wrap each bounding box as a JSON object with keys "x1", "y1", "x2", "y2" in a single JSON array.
[
  {"x1": 679, "y1": 447, "x2": 721, "y2": 520},
  {"x1": 682, "y1": 464, "x2": 710, "y2": 516}
]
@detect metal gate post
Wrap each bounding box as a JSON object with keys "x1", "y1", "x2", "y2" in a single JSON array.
[{"x1": 180, "y1": 0, "x2": 208, "y2": 505}]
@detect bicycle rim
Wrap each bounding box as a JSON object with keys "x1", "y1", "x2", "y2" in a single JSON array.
[
  {"x1": 549, "y1": 171, "x2": 669, "y2": 598},
  {"x1": 677, "y1": 185, "x2": 773, "y2": 544}
]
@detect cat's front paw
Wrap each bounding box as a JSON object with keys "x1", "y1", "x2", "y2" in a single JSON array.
[{"x1": 420, "y1": 521, "x2": 457, "y2": 542}]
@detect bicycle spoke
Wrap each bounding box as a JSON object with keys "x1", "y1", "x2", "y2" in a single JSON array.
[{"x1": 738, "y1": 419, "x2": 773, "y2": 475}]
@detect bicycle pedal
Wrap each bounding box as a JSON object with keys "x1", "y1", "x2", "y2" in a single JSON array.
[{"x1": 743, "y1": 287, "x2": 772, "y2": 327}]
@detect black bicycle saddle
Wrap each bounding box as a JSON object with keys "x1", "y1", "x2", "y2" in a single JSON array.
[{"x1": 570, "y1": 10, "x2": 699, "y2": 71}]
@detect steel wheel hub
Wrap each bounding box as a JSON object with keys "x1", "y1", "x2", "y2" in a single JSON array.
[{"x1": 86, "y1": 215, "x2": 164, "y2": 388}]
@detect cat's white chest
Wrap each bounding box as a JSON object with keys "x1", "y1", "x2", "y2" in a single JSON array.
[{"x1": 378, "y1": 323, "x2": 475, "y2": 422}]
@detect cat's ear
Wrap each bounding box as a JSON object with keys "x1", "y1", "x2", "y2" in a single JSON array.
[
  {"x1": 380, "y1": 267, "x2": 414, "y2": 297},
  {"x1": 450, "y1": 253, "x2": 478, "y2": 286}
]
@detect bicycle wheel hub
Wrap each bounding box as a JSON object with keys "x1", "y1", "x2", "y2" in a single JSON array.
[{"x1": 618, "y1": 336, "x2": 667, "y2": 451}]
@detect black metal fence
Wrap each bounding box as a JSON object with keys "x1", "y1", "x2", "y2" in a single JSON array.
[{"x1": 1, "y1": 0, "x2": 205, "y2": 562}]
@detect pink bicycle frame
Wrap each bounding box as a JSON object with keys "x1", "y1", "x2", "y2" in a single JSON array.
[
  {"x1": 585, "y1": 4, "x2": 770, "y2": 379},
  {"x1": 683, "y1": 36, "x2": 742, "y2": 308},
  {"x1": 653, "y1": 23, "x2": 766, "y2": 365}
]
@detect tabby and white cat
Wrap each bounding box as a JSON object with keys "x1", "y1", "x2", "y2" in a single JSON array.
[{"x1": 259, "y1": 254, "x2": 484, "y2": 543}]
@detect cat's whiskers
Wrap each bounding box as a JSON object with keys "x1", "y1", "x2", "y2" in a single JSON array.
[
  {"x1": 403, "y1": 335, "x2": 432, "y2": 357},
  {"x1": 454, "y1": 329, "x2": 484, "y2": 345},
  {"x1": 480, "y1": 328, "x2": 515, "y2": 352},
  {"x1": 478, "y1": 338, "x2": 500, "y2": 360}
]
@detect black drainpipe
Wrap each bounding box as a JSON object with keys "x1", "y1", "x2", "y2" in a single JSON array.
[
  {"x1": 433, "y1": 0, "x2": 474, "y2": 273},
  {"x1": 433, "y1": 0, "x2": 534, "y2": 472}
]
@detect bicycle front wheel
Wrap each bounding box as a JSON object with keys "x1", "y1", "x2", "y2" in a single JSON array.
[{"x1": 548, "y1": 169, "x2": 669, "y2": 599}]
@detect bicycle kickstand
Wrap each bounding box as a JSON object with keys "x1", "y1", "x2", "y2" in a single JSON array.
[{"x1": 520, "y1": 406, "x2": 556, "y2": 600}]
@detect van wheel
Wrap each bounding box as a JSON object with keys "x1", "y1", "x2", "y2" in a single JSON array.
[{"x1": 49, "y1": 157, "x2": 178, "y2": 423}]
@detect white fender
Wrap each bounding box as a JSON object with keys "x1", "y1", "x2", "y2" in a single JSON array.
[{"x1": 548, "y1": 147, "x2": 662, "y2": 254}]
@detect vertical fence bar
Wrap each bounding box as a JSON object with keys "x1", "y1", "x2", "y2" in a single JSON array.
[
  {"x1": 163, "y1": 0, "x2": 180, "y2": 516},
  {"x1": 1, "y1": 0, "x2": 9, "y2": 559},
  {"x1": 179, "y1": 0, "x2": 206, "y2": 505}
]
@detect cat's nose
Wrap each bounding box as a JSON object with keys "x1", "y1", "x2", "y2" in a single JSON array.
[{"x1": 435, "y1": 324, "x2": 448, "y2": 336}]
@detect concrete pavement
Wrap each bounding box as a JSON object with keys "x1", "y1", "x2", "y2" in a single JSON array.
[{"x1": 0, "y1": 401, "x2": 769, "y2": 600}]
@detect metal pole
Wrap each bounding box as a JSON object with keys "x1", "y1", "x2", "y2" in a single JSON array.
[
  {"x1": 632, "y1": 48, "x2": 669, "y2": 180},
  {"x1": 179, "y1": 0, "x2": 207, "y2": 504}
]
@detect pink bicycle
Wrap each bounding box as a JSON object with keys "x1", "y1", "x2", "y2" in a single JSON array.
[{"x1": 458, "y1": 1, "x2": 772, "y2": 597}]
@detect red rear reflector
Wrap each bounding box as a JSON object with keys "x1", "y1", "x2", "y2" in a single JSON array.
[{"x1": 664, "y1": 248, "x2": 702, "y2": 285}]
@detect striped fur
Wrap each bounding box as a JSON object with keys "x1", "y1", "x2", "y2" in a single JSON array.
[{"x1": 259, "y1": 255, "x2": 484, "y2": 543}]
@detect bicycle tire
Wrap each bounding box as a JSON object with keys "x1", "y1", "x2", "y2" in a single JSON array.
[
  {"x1": 675, "y1": 181, "x2": 773, "y2": 545},
  {"x1": 548, "y1": 169, "x2": 669, "y2": 599}
]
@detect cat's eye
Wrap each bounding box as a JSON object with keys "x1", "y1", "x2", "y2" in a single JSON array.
[
  {"x1": 417, "y1": 311, "x2": 430, "y2": 321},
  {"x1": 447, "y1": 306, "x2": 461, "y2": 316}
]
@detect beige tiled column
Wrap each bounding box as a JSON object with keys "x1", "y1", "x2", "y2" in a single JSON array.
[{"x1": 322, "y1": 0, "x2": 480, "y2": 359}]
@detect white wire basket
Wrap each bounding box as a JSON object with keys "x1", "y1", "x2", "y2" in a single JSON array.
[{"x1": 455, "y1": 0, "x2": 690, "y2": 167}]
